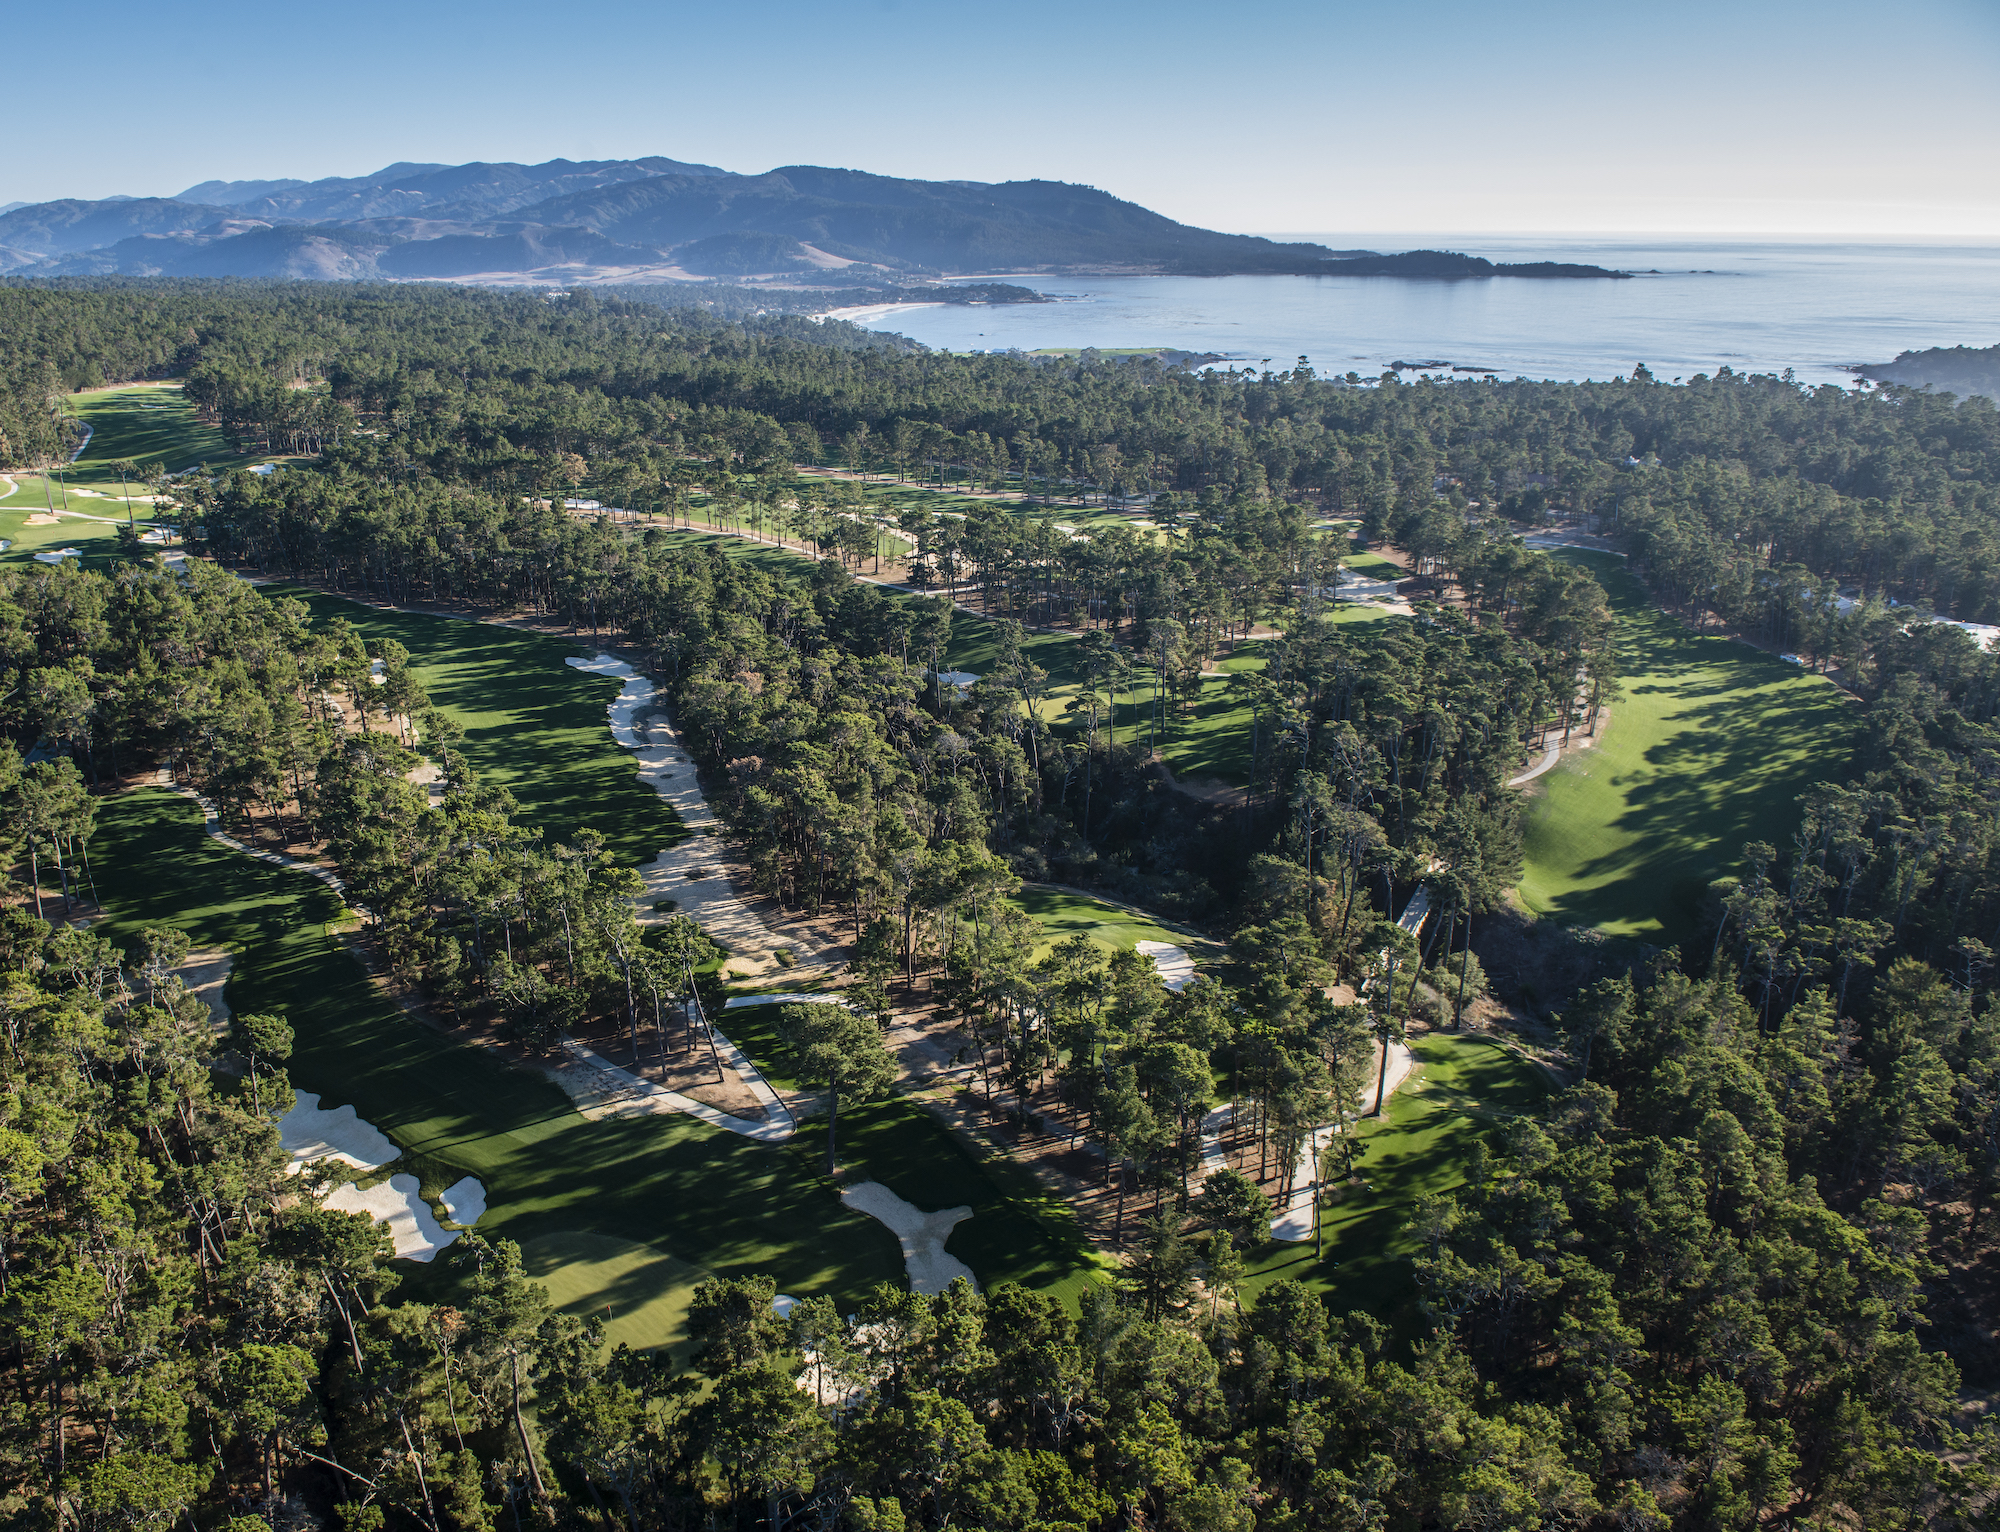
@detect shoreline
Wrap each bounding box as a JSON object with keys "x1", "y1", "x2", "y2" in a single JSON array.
[{"x1": 816, "y1": 301, "x2": 948, "y2": 324}]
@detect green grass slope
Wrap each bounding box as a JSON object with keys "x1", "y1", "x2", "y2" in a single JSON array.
[
  {"x1": 265, "y1": 588, "x2": 682, "y2": 867},
  {"x1": 1240, "y1": 1032, "x2": 1548, "y2": 1327},
  {"x1": 71, "y1": 383, "x2": 232, "y2": 475},
  {"x1": 1518, "y1": 551, "x2": 1858, "y2": 947}
]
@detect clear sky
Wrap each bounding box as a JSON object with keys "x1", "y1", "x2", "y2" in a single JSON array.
[{"x1": 5, "y1": 0, "x2": 1996, "y2": 236}]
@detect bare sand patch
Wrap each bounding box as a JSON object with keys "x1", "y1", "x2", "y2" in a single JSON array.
[
  {"x1": 1268, "y1": 1038, "x2": 1415, "y2": 1242},
  {"x1": 173, "y1": 947, "x2": 233, "y2": 1028},
  {"x1": 1136, "y1": 940, "x2": 1196, "y2": 991},
  {"x1": 565, "y1": 653, "x2": 829, "y2": 980},
  {"x1": 440, "y1": 1176, "x2": 487, "y2": 1226}
]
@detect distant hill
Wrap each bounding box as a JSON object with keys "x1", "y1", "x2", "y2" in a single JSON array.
[
  {"x1": 0, "y1": 155, "x2": 1631, "y2": 286},
  {"x1": 1858, "y1": 343, "x2": 2000, "y2": 403}
]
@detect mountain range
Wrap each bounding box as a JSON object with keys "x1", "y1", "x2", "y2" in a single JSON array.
[{"x1": 0, "y1": 156, "x2": 1626, "y2": 286}]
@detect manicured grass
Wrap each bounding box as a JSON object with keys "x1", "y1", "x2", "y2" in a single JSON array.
[
  {"x1": 69, "y1": 383, "x2": 232, "y2": 475},
  {"x1": 0, "y1": 482, "x2": 146, "y2": 575},
  {"x1": 519, "y1": 1231, "x2": 710, "y2": 1362},
  {"x1": 0, "y1": 383, "x2": 224, "y2": 575},
  {"x1": 1005, "y1": 884, "x2": 1212, "y2": 963},
  {"x1": 262, "y1": 588, "x2": 683, "y2": 867},
  {"x1": 1517, "y1": 551, "x2": 1858, "y2": 947},
  {"x1": 1237, "y1": 1032, "x2": 1548, "y2": 1328},
  {"x1": 644, "y1": 528, "x2": 821, "y2": 580},
  {"x1": 1341, "y1": 551, "x2": 1403, "y2": 580},
  {"x1": 91, "y1": 787, "x2": 907, "y2": 1307}
]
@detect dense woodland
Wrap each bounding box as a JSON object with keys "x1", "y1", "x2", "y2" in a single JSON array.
[{"x1": 4, "y1": 280, "x2": 2000, "y2": 1527}]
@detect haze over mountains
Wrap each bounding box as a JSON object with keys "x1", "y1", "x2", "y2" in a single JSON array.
[{"x1": 0, "y1": 156, "x2": 1624, "y2": 286}]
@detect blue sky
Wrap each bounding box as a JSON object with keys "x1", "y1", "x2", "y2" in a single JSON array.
[{"x1": 6, "y1": 0, "x2": 1996, "y2": 234}]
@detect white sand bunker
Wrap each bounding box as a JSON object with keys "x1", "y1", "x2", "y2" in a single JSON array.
[
  {"x1": 440, "y1": 1176, "x2": 487, "y2": 1226},
  {"x1": 172, "y1": 948, "x2": 234, "y2": 1028},
  {"x1": 931, "y1": 671, "x2": 980, "y2": 688},
  {"x1": 1137, "y1": 940, "x2": 1196, "y2": 991},
  {"x1": 566, "y1": 653, "x2": 806, "y2": 976},
  {"x1": 325, "y1": 1174, "x2": 458, "y2": 1262},
  {"x1": 33, "y1": 548, "x2": 81, "y2": 563},
  {"x1": 279, "y1": 1089, "x2": 399, "y2": 1172},
  {"x1": 841, "y1": 1181, "x2": 977, "y2": 1294}
]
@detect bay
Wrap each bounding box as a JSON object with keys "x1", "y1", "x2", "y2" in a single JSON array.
[{"x1": 839, "y1": 236, "x2": 2000, "y2": 390}]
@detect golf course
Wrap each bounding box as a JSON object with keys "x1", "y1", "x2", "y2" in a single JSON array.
[
  {"x1": 0, "y1": 383, "x2": 224, "y2": 572},
  {"x1": 48, "y1": 393, "x2": 1825, "y2": 1345}
]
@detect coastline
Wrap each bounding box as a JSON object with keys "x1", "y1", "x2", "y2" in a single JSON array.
[{"x1": 816, "y1": 301, "x2": 949, "y2": 325}]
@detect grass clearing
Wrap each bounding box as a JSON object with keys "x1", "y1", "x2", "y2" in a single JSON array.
[
  {"x1": 1341, "y1": 551, "x2": 1403, "y2": 580},
  {"x1": 262, "y1": 588, "x2": 683, "y2": 866},
  {"x1": 1518, "y1": 551, "x2": 1858, "y2": 947},
  {"x1": 812, "y1": 1096, "x2": 1110, "y2": 1309},
  {"x1": 1238, "y1": 1032, "x2": 1548, "y2": 1329}
]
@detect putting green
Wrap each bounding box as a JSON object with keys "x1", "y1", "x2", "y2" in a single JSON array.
[
  {"x1": 1006, "y1": 884, "x2": 1209, "y2": 964},
  {"x1": 1517, "y1": 551, "x2": 1858, "y2": 947},
  {"x1": 519, "y1": 1231, "x2": 709, "y2": 1361}
]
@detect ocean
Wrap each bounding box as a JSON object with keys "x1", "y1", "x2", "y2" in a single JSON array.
[{"x1": 835, "y1": 236, "x2": 2000, "y2": 389}]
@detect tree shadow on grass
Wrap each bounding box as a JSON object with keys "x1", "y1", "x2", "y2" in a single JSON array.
[
  {"x1": 266, "y1": 588, "x2": 686, "y2": 866},
  {"x1": 93, "y1": 788, "x2": 905, "y2": 1306},
  {"x1": 1523, "y1": 557, "x2": 1859, "y2": 945},
  {"x1": 1238, "y1": 1035, "x2": 1545, "y2": 1344}
]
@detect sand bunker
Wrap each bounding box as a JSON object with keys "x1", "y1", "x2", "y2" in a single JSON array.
[
  {"x1": 439, "y1": 1176, "x2": 487, "y2": 1226},
  {"x1": 279, "y1": 1089, "x2": 399, "y2": 1172},
  {"x1": 723, "y1": 993, "x2": 852, "y2": 1012},
  {"x1": 325, "y1": 1174, "x2": 457, "y2": 1262},
  {"x1": 1137, "y1": 940, "x2": 1196, "y2": 991},
  {"x1": 566, "y1": 653, "x2": 809, "y2": 978},
  {"x1": 841, "y1": 1181, "x2": 977, "y2": 1294},
  {"x1": 172, "y1": 948, "x2": 234, "y2": 1028},
  {"x1": 931, "y1": 671, "x2": 980, "y2": 688},
  {"x1": 1197, "y1": 1101, "x2": 1236, "y2": 1177}
]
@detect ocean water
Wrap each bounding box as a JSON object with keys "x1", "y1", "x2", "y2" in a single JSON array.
[{"x1": 840, "y1": 237, "x2": 2000, "y2": 389}]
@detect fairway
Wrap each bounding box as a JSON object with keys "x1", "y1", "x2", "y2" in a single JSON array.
[
  {"x1": 1517, "y1": 551, "x2": 1857, "y2": 947},
  {"x1": 1239, "y1": 1032, "x2": 1547, "y2": 1328},
  {"x1": 264, "y1": 588, "x2": 684, "y2": 866},
  {"x1": 0, "y1": 383, "x2": 224, "y2": 574},
  {"x1": 92, "y1": 787, "x2": 908, "y2": 1313},
  {"x1": 71, "y1": 383, "x2": 233, "y2": 475}
]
